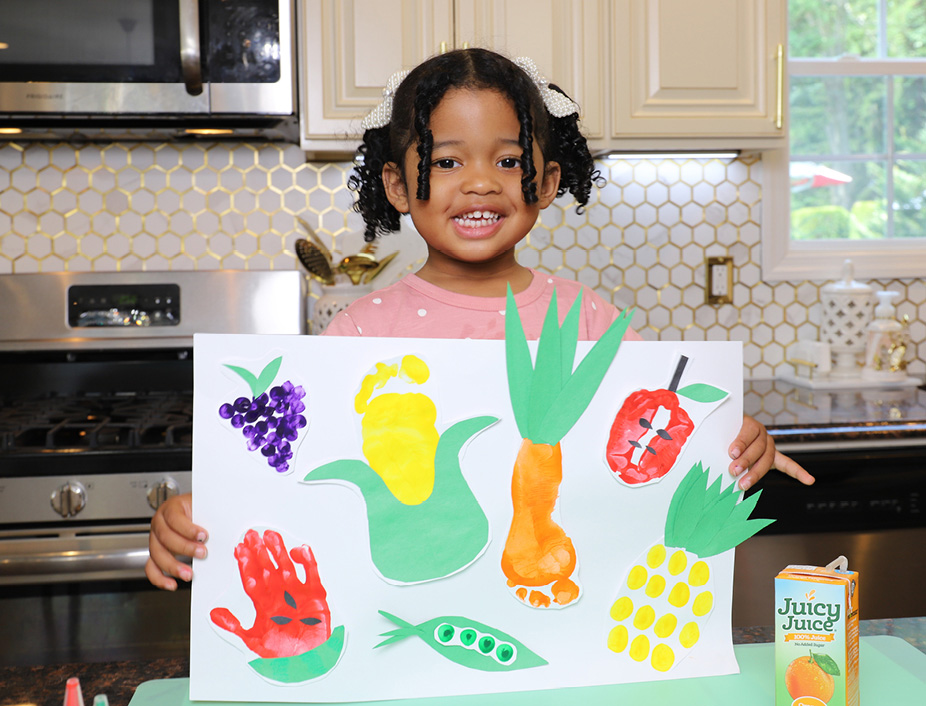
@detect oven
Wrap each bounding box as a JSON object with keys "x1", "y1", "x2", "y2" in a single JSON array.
[
  {"x1": 732, "y1": 380, "x2": 926, "y2": 627},
  {"x1": 0, "y1": 270, "x2": 305, "y2": 666}
]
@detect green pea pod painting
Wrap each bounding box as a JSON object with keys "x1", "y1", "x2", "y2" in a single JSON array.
[
  {"x1": 302, "y1": 355, "x2": 497, "y2": 584},
  {"x1": 376, "y1": 611, "x2": 548, "y2": 672}
]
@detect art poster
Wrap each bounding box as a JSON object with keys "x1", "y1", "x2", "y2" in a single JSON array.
[{"x1": 190, "y1": 294, "x2": 766, "y2": 702}]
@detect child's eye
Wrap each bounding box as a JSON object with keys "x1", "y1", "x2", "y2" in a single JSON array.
[
  {"x1": 498, "y1": 157, "x2": 521, "y2": 169},
  {"x1": 432, "y1": 158, "x2": 460, "y2": 169}
]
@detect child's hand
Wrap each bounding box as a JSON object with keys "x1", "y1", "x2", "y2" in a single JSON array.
[
  {"x1": 728, "y1": 415, "x2": 816, "y2": 491},
  {"x1": 145, "y1": 492, "x2": 209, "y2": 591}
]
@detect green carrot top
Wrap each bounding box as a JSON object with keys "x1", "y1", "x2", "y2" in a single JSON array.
[{"x1": 504, "y1": 286, "x2": 634, "y2": 446}]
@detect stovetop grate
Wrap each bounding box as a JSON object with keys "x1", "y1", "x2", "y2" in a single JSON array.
[{"x1": 0, "y1": 391, "x2": 193, "y2": 452}]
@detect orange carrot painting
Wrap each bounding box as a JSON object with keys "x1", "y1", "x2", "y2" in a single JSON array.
[{"x1": 501, "y1": 288, "x2": 633, "y2": 609}]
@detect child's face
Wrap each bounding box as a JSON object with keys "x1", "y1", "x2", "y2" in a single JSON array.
[{"x1": 382, "y1": 87, "x2": 560, "y2": 272}]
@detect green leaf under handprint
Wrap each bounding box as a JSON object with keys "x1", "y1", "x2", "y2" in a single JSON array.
[
  {"x1": 248, "y1": 625, "x2": 346, "y2": 683},
  {"x1": 303, "y1": 415, "x2": 498, "y2": 583}
]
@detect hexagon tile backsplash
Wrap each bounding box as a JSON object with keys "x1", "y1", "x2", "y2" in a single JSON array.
[{"x1": 1, "y1": 140, "x2": 924, "y2": 379}]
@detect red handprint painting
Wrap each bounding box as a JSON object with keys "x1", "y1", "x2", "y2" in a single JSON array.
[
  {"x1": 605, "y1": 355, "x2": 728, "y2": 487},
  {"x1": 210, "y1": 528, "x2": 345, "y2": 684}
]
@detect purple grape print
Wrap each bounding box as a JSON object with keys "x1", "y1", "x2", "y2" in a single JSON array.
[{"x1": 218, "y1": 356, "x2": 307, "y2": 474}]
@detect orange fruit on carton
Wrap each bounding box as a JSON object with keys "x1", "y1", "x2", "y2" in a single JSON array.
[{"x1": 785, "y1": 653, "x2": 836, "y2": 704}]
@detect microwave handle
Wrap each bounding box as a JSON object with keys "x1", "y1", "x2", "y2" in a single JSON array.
[{"x1": 179, "y1": 0, "x2": 204, "y2": 96}]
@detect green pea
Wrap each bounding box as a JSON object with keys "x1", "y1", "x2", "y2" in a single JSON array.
[
  {"x1": 436, "y1": 624, "x2": 455, "y2": 643},
  {"x1": 459, "y1": 628, "x2": 477, "y2": 646},
  {"x1": 478, "y1": 635, "x2": 496, "y2": 654},
  {"x1": 496, "y1": 643, "x2": 515, "y2": 663}
]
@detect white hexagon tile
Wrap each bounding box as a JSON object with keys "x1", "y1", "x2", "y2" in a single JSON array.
[{"x1": 1, "y1": 141, "x2": 926, "y2": 379}]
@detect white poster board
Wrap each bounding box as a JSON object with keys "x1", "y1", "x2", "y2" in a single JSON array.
[{"x1": 190, "y1": 332, "x2": 757, "y2": 703}]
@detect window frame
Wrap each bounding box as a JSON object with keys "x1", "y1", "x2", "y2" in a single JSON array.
[{"x1": 762, "y1": 49, "x2": 926, "y2": 282}]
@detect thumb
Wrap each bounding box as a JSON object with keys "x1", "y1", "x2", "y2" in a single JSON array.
[{"x1": 210, "y1": 607, "x2": 245, "y2": 638}]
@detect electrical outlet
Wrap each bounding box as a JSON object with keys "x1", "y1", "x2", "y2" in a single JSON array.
[{"x1": 706, "y1": 256, "x2": 733, "y2": 305}]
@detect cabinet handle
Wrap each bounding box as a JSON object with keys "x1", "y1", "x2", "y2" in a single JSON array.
[
  {"x1": 461, "y1": 42, "x2": 469, "y2": 49},
  {"x1": 440, "y1": 41, "x2": 449, "y2": 54},
  {"x1": 775, "y1": 43, "x2": 784, "y2": 129}
]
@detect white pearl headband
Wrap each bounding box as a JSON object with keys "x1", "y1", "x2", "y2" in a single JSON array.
[{"x1": 359, "y1": 56, "x2": 579, "y2": 131}]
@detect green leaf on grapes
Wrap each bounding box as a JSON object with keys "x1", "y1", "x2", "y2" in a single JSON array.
[{"x1": 225, "y1": 356, "x2": 282, "y2": 397}]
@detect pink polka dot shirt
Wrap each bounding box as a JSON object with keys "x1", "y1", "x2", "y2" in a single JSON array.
[{"x1": 322, "y1": 269, "x2": 641, "y2": 342}]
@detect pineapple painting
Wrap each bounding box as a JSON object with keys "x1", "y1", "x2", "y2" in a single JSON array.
[{"x1": 607, "y1": 461, "x2": 773, "y2": 672}]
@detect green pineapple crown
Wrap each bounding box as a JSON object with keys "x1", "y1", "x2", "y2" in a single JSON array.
[
  {"x1": 664, "y1": 462, "x2": 775, "y2": 558},
  {"x1": 505, "y1": 286, "x2": 634, "y2": 446}
]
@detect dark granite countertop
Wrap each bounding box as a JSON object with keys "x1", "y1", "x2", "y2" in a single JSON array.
[
  {"x1": 744, "y1": 379, "x2": 926, "y2": 445},
  {"x1": 3, "y1": 618, "x2": 924, "y2": 706}
]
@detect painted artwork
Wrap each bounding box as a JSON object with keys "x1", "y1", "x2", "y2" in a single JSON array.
[
  {"x1": 189, "y1": 293, "x2": 767, "y2": 702},
  {"x1": 604, "y1": 355, "x2": 728, "y2": 487},
  {"x1": 209, "y1": 527, "x2": 345, "y2": 684}
]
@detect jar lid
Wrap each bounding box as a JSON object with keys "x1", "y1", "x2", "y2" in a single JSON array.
[{"x1": 821, "y1": 258, "x2": 872, "y2": 294}]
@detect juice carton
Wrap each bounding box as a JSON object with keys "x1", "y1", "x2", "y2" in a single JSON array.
[{"x1": 775, "y1": 556, "x2": 859, "y2": 706}]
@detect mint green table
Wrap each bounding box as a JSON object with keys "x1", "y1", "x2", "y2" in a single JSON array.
[{"x1": 130, "y1": 636, "x2": 926, "y2": 705}]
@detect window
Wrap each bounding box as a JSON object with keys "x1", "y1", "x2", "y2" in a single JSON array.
[{"x1": 762, "y1": 0, "x2": 926, "y2": 281}]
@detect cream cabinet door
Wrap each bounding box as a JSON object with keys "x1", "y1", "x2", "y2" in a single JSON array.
[
  {"x1": 455, "y1": 1, "x2": 607, "y2": 142},
  {"x1": 299, "y1": 0, "x2": 454, "y2": 154},
  {"x1": 611, "y1": 0, "x2": 785, "y2": 139},
  {"x1": 299, "y1": 0, "x2": 608, "y2": 155}
]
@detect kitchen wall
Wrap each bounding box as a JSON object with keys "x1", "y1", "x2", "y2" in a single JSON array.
[{"x1": 1, "y1": 140, "x2": 924, "y2": 379}]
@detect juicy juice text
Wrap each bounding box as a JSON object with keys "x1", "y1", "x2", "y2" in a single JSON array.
[{"x1": 774, "y1": 557, "x2": 859, "y2": 706}]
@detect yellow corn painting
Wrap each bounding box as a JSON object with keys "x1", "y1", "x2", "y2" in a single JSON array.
[
  {"x1": 354, "y1": 356, "x2": 439, "y2": 505},
  {"x1": 304, "y1": 355, "x2": 496, "y2": 585}
]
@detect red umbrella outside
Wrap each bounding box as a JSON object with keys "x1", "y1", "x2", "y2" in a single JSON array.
[{"x1": 790, "y1": 162, "x2": 853, "y2": 192}]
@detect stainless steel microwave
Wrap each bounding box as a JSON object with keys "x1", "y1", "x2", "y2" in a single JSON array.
[{"x1": 0, "y1": 0, "x2": 295, "y2": 140}]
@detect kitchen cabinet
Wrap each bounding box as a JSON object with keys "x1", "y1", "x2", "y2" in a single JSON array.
[
  {"x1": 605, "y1": 0, "x2": 786, "y2": 150},
  {"x1": 298, "y1": 0, "x2": 601, "y2": 156},
  {"x1": 298, "y1": 0, "x2": 785, "y2": 157}
]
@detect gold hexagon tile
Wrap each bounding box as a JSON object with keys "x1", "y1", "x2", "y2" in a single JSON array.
[{"x1": 2, "y1": 145, "x2": 926, "y2": 377}]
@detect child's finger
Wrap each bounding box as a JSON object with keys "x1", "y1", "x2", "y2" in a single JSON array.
[
  {"x1": 727, "y1": 415, "x2": 762, "y2": 465},
  {"x1": 771, "y1": 450, "x2": 816, "y2": 486},
  {"x1": 145, "y1": 556, "x2": 178, "y2": 591},
  {"x1": 734, "y1": 438, "x2": 776, "y2": 490},
  {"x1": 146, "y1": 535, "x2": 193, "y2": 588},
  {"x1": 155, "y1": 493, "x2": 208, "y2": 545},
  {"x1": 150, "y1": 505, "x2": 208, "y2": 561}
]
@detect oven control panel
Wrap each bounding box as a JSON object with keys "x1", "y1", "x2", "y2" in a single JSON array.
[
  {"x1": 68, "y1": 283, "x2": 181, "y2": 327},
  {"x1": 0, "y1": 472, "x2": 192, "y2": 524}
]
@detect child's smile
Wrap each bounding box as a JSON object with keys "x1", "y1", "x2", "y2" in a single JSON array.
[
  {"x1": 452, "y1": 209, "x2": 501, "y2": 236},
  {"x1": 383, "y1": 87, "x2": 561, "y2": 295}
]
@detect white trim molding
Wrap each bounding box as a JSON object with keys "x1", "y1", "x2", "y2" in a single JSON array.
[{"x1": 761, "y1": 146, "x2": 926, "y2": 282}]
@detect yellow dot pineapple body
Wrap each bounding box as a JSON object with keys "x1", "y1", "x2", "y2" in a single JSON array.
[{"x1": 607, "y1": 462, "x2": 773, "y2": 673}]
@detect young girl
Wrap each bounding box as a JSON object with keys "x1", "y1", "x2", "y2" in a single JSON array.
[{"x1": 146, "y1": 48, "x2": 813, "y2": 591}]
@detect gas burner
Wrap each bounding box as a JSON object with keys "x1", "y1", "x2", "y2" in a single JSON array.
[{"x1": 0, "y1": 392, "x2": 193, "y2": 452}]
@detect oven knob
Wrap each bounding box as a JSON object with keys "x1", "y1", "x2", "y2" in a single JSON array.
[
  {"x1": 50, "y1": 481, "x2": 87, "y2": 518},
  {"x1": 147, "y1": 477, "x2": 180, "y2": 510}
]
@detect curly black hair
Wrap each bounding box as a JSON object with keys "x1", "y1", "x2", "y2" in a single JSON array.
[{"x1": 348, "y1": 47, "x2": 601, "y2": 242}]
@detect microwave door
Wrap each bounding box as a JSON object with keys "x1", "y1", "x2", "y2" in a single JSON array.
[
  {"x1": 0, "y1": 0, "x2": 209, "y2": 115},
  {"x1": 205, "y1": 0, "x2": 294, "y2": 116}
]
